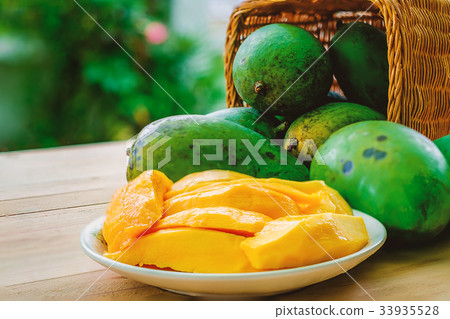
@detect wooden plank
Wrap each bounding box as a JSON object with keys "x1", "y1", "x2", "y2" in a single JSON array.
[
  {"x1": 0, "y1": 141, "x2": 127, "y2": 200},
  {"x1": 0, "y1": 141, "x2": 127, "y2": 178},
  {"x1": 0, "y1": 187, "x2": 118, "y2": 217},
  {"x1": 1, "y1": 270, "x2": 190, "y2": 301},
  {"x1": 0, "y1": 204, "x2": 108, "y2": 286},
  {"x1": 0, "y1": 141, "x2": 128, "y2": 173},
  {"x1": 0, "y1": 174, "x2": 124, "y2": 202}
]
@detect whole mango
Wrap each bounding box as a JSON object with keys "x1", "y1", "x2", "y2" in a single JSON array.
[
  {"x1": 206, "y1": 107, "x2": 281, "y2": 139},
  {"x1": 232, "y1": 23, "x2": 332, "y2": 116},
  {"x1": 310, "y1": 121, "x2": 450, "y2": 242},
  {"x1": 127, "y1": 115, "x2": 309, "y2": 182},
  {"x1": 330, "y1": 22, "x2": 389, "y2": 114},
  {"x1": 284, "y1": 102, "x2": 385, "y2": 159}
]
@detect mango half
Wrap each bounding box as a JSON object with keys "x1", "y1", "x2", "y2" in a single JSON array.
[
  {"x1": 241, "y1": 213, "x2": 369, "y2": 270},
  {"x1": 104, "y1": 228, "x2": 257, "y2": 273},
  {"x1": 102, "y1": 170, "x2": 173, "y2": 253}
]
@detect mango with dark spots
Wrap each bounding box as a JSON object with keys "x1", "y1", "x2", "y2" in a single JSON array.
[
  {"x1": 310, "y1": 121, "x2": 450, "y2": 242},
  {"x1": 127, "y1": 115, "x2": 309, "y2": 182},
  {"x1": 232, "y1": 23, "x2": 332, "y2": 116}
]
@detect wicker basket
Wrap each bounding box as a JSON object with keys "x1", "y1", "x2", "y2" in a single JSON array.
[{"x1": 224, "y1": 0, "x2": 450, "y2": 140}]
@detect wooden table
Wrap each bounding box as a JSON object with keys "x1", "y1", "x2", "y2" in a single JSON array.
[{"x1": 1, "y1": 142, "x2": 449, "y2": 301}]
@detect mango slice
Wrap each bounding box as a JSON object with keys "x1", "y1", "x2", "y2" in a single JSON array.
[
  {"x1": 150, "y1": 207, "x2": 273, "y2": 236},
  {"x1": 197, "y1": 179, "x2": 338, "y2": 215},
  {"x1": 166, "y1": 170, "x2": 252, "y2": 199},
  {"x1": 167, "y1": 171, "x2": 351, "y2": 217},
  {"x1": 103, "y1": 170, "x2": 173, "y2": 253},
  {"x1": 104, "y1": 228, "x2": 257, "y2": 273},
  {"x1": 241, "y1": 213, "x2": 369, "y2": 270},
  {"x1": 169, "y1": 178, "x2": 352, "y2": 215},
  {"x1": 267, "y1": 179, "x2": 329, "y2": 194},
  {"x1": 267, "y1": 179, "x2": 353, "y2": 215},
  {"x1": 164, "y1": 183, "x2": 300, "y2": 219}
]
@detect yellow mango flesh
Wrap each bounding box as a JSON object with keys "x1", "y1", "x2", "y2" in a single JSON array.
[
  {"x1": 267, "y1": 179, "x2": 329, "y2": 194},
  {"x1": 267, "y1": 179, "x2": 353, "y2": 215},
  {"x1": 150, "y1": 207, "x2": 272, "y2": 236},
  {"x1": 241, "y1": 213, "x2": 369, "y2": 270},
  {"x1": 217, "y1": 181, "x2": 332, "y2": 214},
  {"x1": 164, "y1": 183, "x2": 300, "y2": 219},
  {"x1": 102, "y1": 170, "x2": 173, "y2": 253},
  {"x1": 104, "y1": 228, "x2": 257, "y2": 273},
  {"x1": 102, "y1": 170, "x2": 362, "y2": 273},
  {"x1": 168, "y1": 170, "x2": 252, "y2": 195},
  {"x1": 170, "y1": 179, "x2": 352, "y2": 216},
  {"x1": 167, "y1": 171, "x2": 351, "y2": 216}
]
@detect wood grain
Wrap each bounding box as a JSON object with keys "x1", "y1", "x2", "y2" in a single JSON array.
[
  {"x1": 0, "y1": 142, "x2": 127, "y2": 201},
  {"x1": 1, "y1": 141, "x2": 449, "y2": 300}
]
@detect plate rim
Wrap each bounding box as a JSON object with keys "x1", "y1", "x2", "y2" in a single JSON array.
[{"x1": 80, "y1": 210, "x2": 387, "y2": 280}]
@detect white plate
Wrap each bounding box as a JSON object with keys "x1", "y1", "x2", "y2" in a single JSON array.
[{"x1": 80, "y1": 210, "x2": 386, "y2": 298}]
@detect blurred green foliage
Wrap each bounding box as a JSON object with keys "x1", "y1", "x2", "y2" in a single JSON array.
[{"x1": 0, "y1": 0, "x2": 226, "y2": 151}]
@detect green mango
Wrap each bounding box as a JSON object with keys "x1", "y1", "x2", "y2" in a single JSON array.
[
  {"x1": 284, "y1": 102, "x2": 385, "y2": 159},
  {"x1": 329, "y1": 22, "x2": 389, "y2": 115},
  {"x1": 127, "y1": 115, "x2": 309, "y2": 182},
  {"x1": 232, "y1": 23, "x2": 332, "y2": 116},
  {"x1": 206, "y1": 107, "x2": 282, "y2": 139},
  {"x1": 434, "y1": 134, "x2": 450, "y2": 162},
  {"x1": 278, "y1": 92, "x2": 348, "y2": 129},
  {"x1": 310, "y1": 121, "x2": 450, "y2": 242}
]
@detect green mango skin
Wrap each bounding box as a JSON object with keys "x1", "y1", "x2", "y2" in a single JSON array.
[
  {"x1": 284, "y1": 102, "x2": 386, "y2": 158},
  {"x1": 278, "y1": 91, "x2": 348, "y2": 127},
  {"x1": 310, "y1": 121, "x2": 450, "y2": 242},
  {"x1": 127, "y1": 115, "x2": 309, "y2": 182},
  {"x1": 330, "y1": 22, "x2": 389, "y2": 115},
  {"x1": 434, "y1": 134, "x2": 450, "y2": 163},
  {"x1": 206, "y1": 107, "x2": 281, "y2": 139},
  {"x1": 232, "y1": 24, "x2": 333, "y2": 116}
]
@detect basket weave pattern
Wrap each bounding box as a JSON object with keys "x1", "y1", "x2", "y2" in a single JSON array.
[{"x1": 224, "y1": 0, "x2": 450, "y2": 140}]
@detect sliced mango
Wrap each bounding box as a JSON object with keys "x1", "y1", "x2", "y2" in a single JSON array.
[
  {"x1": 150, "y1": 207, "x2": 272, "y2": 236},
  {"x1": 102, "y1": 169, "x2": 361, "y2": 274},
  {"x1": 193, "y1": 180, "x2": 330, "y2": 214},
  {"x1": 167, "y1": 171, "x2": 351, "y2": 217},
  {"x1": 170, "y1": 178, "x2": 352, "y2": 215},
  {"x1": 267, "y1": 179, "x2": 353, "y2": 215},
  {"x1": 104, "y1": 228, "x2": 257, "y2": 273},
  {"x1": 164, "y1": 183, "x2": 300, "y2": 219},
  {"x1": 267, "y1": 179, "x2": 330, "y2": 194},
  {"x1": 166, "y1": 170, "x2": 252, "y2": 199},
  {"x1": 241, "y1": 213, "x2": 369, "y2": 270},
  {"x1": 103, "y1": 170, "x2": 173, "y2": 253}
]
